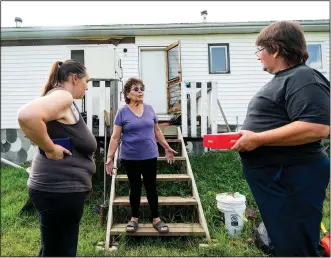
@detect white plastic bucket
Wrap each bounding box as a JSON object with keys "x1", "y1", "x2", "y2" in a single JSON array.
[{"x1": 216, "y1": 192, "x2": 246, "y2": 237}]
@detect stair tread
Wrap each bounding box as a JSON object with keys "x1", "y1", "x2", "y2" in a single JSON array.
[
  {"x1": 110, "y1": 223, "x2": 205, "y2": 236},
  {"x1": 116, "y1": 174, "x2": 191, "y2": 181},
  {"x1": 157, "y1": 156, "x2": 186, "y2": 161},
  {"x1": 157, "y1": 139, "x2": 181, "y2": 143},
  {"x1": 113, "y1": 196, "x2": 197, "y2": 206}
]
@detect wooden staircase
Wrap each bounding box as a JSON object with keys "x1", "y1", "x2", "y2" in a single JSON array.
[{"x1": 105, "y1": 125, "x2": 210, "y2": 249}]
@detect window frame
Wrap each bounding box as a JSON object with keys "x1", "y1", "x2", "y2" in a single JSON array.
[
  {"x1": 306, "y1": 42, "x2": 325, "y2": 72},
  {"x1": 208, "y1": 43, "x2": 230, "y2": 74}
]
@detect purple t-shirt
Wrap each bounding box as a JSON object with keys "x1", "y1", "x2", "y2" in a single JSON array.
[{"x1": 114, "y1": 104, "x2": 159, "y2": 160}]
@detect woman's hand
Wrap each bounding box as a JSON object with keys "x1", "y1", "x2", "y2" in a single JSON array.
[
  {"x1": 230, "y1": 130, "x2": 261, "y2": 152},
  {"x1": 106, "y1": 157, "x2": 116, "y2": 176},
  {"x1": 45, "y1": 144, "x2": 72, "y2": 160},
  {"x1": 165, "y1": 147, "x2": 178, "y2": 164}
]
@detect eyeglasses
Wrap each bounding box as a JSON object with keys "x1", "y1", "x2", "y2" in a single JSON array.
[
  {"x1": 131, "y1": 86, "x2": 145, "y2": 92},
  {"x1": 255, "y1": 47, "x2": 265, "y2": 57}
]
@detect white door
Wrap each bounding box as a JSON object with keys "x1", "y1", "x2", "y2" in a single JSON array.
[{"x1": 140, "y1": 49, "x2": 167, "y2": 114}]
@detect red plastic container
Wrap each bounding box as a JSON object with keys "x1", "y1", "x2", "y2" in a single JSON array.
[
  {"x1": 203, "y1": 133, "x2": 242, "y2": 149},
  {"x1": 321, "y1": 234, "x2": 330, "y2": 257}
]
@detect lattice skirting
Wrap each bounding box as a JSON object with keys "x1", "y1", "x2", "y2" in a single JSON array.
[
  {"x1": 1, "y1": 129, "x2": 206, "y2": 165},
  {"x1": 1, "y1": 129, "x2": 37, "y2": 165}
]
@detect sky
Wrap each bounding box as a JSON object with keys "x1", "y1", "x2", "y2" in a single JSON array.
[{"x1": 1, "y1": 1, "x2": 329, "y2": 27}]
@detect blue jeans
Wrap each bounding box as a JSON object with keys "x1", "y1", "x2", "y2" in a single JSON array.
[{"x1": 243, "y1": 155, "x2": 330, "y2": 256}]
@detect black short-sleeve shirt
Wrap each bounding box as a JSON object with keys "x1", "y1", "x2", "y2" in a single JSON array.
[{"x1": 240, "y1": 63, "x2": 330, "y2": 167}]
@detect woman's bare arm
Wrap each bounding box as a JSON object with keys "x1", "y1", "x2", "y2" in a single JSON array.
[
  {"x1": 107, "y1": 125, "x2": 122, "y2": 159},
  {"x1": 18, "y1": 90, "x2": 73, "y2": 152}
]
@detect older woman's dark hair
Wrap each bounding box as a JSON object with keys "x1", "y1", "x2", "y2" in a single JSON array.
[
  {"x1": 42, "y1": 59, "x2": 86, "y2": 96},
  {"x1": 123, "y1": 77, "x2": 144, "y2": 104},
  {"x1": 256, "y1": 20, "x2": 309, "y2": 66}
]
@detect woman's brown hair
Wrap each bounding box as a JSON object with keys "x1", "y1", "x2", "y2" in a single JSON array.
[
  {"x1": 123, "y1": 77, "x2": 144, "y2": 104},
  {"x1": 256, "y1": 20, "x2": 309, "y2": 66},
  {"x1": 41, "y1": 59, "x2": 86, "y2": 96}
]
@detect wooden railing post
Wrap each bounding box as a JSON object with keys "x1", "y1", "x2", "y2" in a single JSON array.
[
  {"x1": 181, "y1": 82, "x2": 188, "y2": 137},
  {"x1": 211, "y1": 81, "x2": 218, "y2": 134},
  {"x1": 200, "y1": 82, "x2": 208, "y2": 137},
  {"x1": 86, "y1": 81, "x2": 93, "y2": 133},
  {"x1": 190, "y1": 82, "x2": 197, "y2": 138}
]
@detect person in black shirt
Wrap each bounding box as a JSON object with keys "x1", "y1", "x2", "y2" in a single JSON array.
[{"x1": 231, "y1": 21, "x2": 330, "y2": 256}]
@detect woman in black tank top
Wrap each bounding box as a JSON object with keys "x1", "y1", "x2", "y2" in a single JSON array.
[{"x1": 18, "y1": 60, "x2": 97, "y2": 257}]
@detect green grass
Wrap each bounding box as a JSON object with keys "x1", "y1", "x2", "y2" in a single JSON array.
[
  {"x1": 1, "y1": 151, "x2": 330, "y2": 256},
  {"x1": 0, "y1": 166, "x2": 106, "y2": 256}
]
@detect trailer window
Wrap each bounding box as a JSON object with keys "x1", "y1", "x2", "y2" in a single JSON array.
[
  {"x1": 306, "y1": 44, "x2": 323, "y2": 69},
  {"x1": 71, "y1": 50, "x2": 85, "y2": 65},
  {"x1": 208, "y1": 44, "x2": 230, "y2": 74}
]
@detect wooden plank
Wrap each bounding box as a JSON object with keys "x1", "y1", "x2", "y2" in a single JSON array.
[
  {"x1": 116, "y1": 174, "x2": 191, "y2": 182},
  {"x1": 217, "y1": 98, "x2": 231, "y2": 132},
  {"x1": 86, "y1": 81, "x2": 93, "y2": 132},
  {"x1": 110, "y1": 223, "x2": 205, "y2": 236},
  {"x1": 165, "y1": 43, "x2": 170, "y2": 112},
  {"x1": 181, "y1": 82, "x2": 188, "y2": 137},
  {"x1": 113, "y1": 196, "x2": 197, "y2": 206},
  {"x1": 104, "y1": 110, "x2": 111, "y2": 127},
  {"x1": 99, "y1": 81, "x2": 105, "y2": 137},
  {"x1": 157, "y1": 139, "x2": 181, "y2": 143},
  {"x1": 200, "y1": 82, "x2": 208, "y2": 138},
  {"x1": 178, "y1": 42, "x2": 182, "y2": 84},
  {"x1": 105, "y1": 148, "x2": 119, "y2": 251},
  {"x1": 190, "y1": 82, "x2": 197, "y2": 137},
  {"x1": 157, "y1": 156, "x2": 186, "y2": 161},
  {"x1": 178, "y1": 127, "x2": 211, "y2": 241},
  {"x1": 211, "y1": 81, "x2": 218, "y2": 134},
  {"x1": 159, "y1": 125, "x2": 178, "y2": 137},
  {"x1": 165, "y1": 41, "x2": 179, "y2": 52}
]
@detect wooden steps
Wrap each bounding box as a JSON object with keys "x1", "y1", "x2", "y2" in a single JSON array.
[
  {"x1": 109, "y1": 223, "x2": 205, "y2": 236},
  {"x1": 113, "y1": 196, "x2": 197, "y2": 206},
  {"x1": 105, "y1": 125, "x2": 210, "y2": 250},
  {"x1": 116, "y1": 174, "x2": 191, "y2": 182}
]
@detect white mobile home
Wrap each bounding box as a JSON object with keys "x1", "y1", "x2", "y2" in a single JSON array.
[{"x1": 1, "y1": 20, "x2": 329, "y2": 163}]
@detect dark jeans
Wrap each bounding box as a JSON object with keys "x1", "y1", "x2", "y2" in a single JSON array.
[
  {"x1": 243, "y1": 155, "x2": 330, "y2": 257},
  {"x1": 28, "y1": 188, "x2": 88, "y2": 257},
  {"x1": 121, "y1": 158, "x2": 159, "y2": 218}
]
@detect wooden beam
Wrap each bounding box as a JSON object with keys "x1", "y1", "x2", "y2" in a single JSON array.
[
  {"x1": 99, "y1": 81, "x2": 106, "y2": 137},
  {"x1": 165, "y1": 40, "x2": 179, "y2": 51},
  {"x1": 110, "y1": 223, "x2": 205, "y2": 236},
  {"x1": 190, "y1": 82, "x2": 197, "y2": 137},
  {"x1": 211, "y1": 81, "x2": 218, "y2": 134},
  {"x1": 181, "y1": 82, "x2": 188, "y2": 137},
  {"x1": 178, "y1": 127, "x2": 211, "y2": 241},
  {"x1": 104, "y1": 110, "x2": 111, "y2": 128},
  {"x1": 200, "y1": 82, "x2": 208, "y2": 137},
  {"x1": 116, "y1": 174, "x2": 191, "y2": 182},
  {"x1": 157, "y1": 156, "x2": 186, "y2": 161},
  {"x1": 86, "y1": 81, "x2": 93, "y2": 133},
  {"x1": 113, "y1": 196, "x2": 197, "y2": 206},
  {"x1": 105, "y1": 148, "x2": 119, "y2": 251}
]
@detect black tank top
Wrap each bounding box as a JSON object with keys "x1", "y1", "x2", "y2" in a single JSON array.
[{"x1": 28, "y1": 88, "x2": 97, "y2": 193}]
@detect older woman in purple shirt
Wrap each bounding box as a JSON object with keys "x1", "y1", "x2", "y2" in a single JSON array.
[{"x1": 106, "y1": 77, "x2": 177, "y2": 233}]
